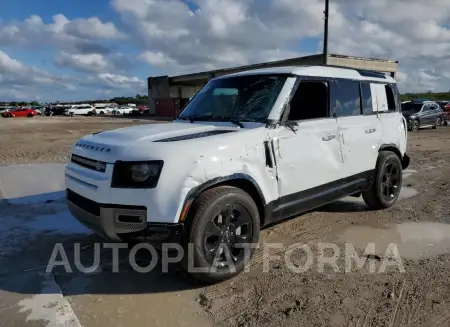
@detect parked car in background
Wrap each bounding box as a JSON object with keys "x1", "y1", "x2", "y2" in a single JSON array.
[
  {"x1": 436, "y1": 101, "x2": 450, "y2": 126},
  {"x1": 32, "y1": 106, "x2": 44, "y2": 115},
  {"x1": 401, "y1": 100, "x2": 444, "y2": 131},
  {"x1": 45, "y1": 106, "x2": 67, "y2": 116},
  {"x1": 64, "y1": 104, "x2": 94, "y2": 117},
  {"x1": 90, "y1": 103, "x2": 114, "y2": 116},
  {"x1": 128, "y1": 105, "x2": 149, "y2": 116},
  {"x1": 1, "y1": 107, "x2": 39, "y2": 118},
  {"x1": 112, "y1": 106, "x2": 135, "y2": 116},
  {"x1": 0, "y1": 106, "x2": 12, "y2": 114}
]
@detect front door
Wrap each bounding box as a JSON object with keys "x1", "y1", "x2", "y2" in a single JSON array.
[{"x1": 273, "y1": 79, "x2": 344, "y2": 219}]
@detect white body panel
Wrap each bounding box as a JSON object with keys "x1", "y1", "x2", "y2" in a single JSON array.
[
  {"x1": 275, "y1": 118, "x2": 343, "y2": 196},
  {"x1": 65, "y1": 65, "x2": 407, "y2": 227},
  {"x1": 337, "y1": 115, "x2": 382, "y2": 176}
]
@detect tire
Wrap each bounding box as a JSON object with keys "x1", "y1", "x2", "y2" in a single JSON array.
[
  {"x1": 69, "y1": 112, "x2": 74, "y2": 117},
  {"x1": 444, "y1": 120, "x2": 448, "y2": 126},
  {"x1": 181, "y1": 186, "x2": 260, "y2": 284},
  {"x1": 432, "y1": 117, "x2": 442, "y2": 129},
  {"x1": 27, "y1": 113, "x2": 34, "y2": 118},
  {"x1": 362, "y1": 151, "x2": 403, "y2": 210},
  {"x1": 99, "y1": 111, "x2": 105, "y2": 115},
  {"x1": 410, "y1": 119, "x2": 419, "y2": 131}
]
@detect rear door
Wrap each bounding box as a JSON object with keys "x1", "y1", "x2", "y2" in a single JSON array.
[{"x1": 333, "y1": 80, "x2": 382, "y2": 177}]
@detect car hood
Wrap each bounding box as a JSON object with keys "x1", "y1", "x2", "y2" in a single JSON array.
[{"x1": 71, "y1": 122, "x2": 239, "y2": 162}]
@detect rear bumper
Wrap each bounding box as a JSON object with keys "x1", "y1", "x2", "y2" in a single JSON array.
[
  {"x1": 402, "y1": 153, "x2": 410, "y2": 170},
  {"x1": 67, "y1": 189, "x2": 184, "y2": 243}
]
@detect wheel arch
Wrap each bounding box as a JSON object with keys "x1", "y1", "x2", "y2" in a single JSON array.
[
  {"x1": 181, "y1": 174, "x2": 267, "y2": 227},
  {"x1": 379, "y1": 144, "x2": 409, "y2": 170}
]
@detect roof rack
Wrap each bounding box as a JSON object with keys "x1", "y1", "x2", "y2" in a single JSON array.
[{"x1": 316, "y1": 64, "x2": 387, "y2": 79}]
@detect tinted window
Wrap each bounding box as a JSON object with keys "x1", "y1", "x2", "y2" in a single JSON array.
[
  {"x1": 333, "y1": 81, "x2": 361, "y2": 117},
  {"x1": 429, "y1": 103, "x2": 439, "y2": 110},
  {"x1": 360, "y1": 83, "x2": 373, "y2": 114},
  {"x1": 288, "y1": 81, "x2": 329, "y2": 121},
  {"x1": 385, "y1": 85, "x2": 396, "y2": 111},
  {"x1": 402, "y1": 102, "x2": 422, "y2": 112},
  {"x1": 423, "y1": 105, "x2": 431, "y2": 111}
]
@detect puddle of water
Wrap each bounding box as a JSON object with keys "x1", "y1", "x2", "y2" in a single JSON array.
[{"x1": 337, "y1": 222, "x2": 450, "y2": 260}]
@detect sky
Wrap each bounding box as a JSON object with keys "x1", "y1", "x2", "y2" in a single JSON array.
[{"x1": 0, "y1": 0, "x2": 449, "y2": 102}]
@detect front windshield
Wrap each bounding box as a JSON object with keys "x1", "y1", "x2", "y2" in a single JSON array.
[
  {"x1": 401, "y1": 102, "x2": 422, "y2": 112},
  {"x1": 178, "y1": 74, "x2": 288, "y2": 123}
]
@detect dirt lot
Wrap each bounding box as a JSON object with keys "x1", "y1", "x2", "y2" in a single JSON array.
[{"x1": 0, "y1": 116, "x2": 449, "y2": 327}]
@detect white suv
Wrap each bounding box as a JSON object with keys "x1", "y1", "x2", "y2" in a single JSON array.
[
  {"x1": 65, "y1": 66, "x2": 410, "y2": 283},
  {"x1": 65, "y1": 104, "x2": 94, "y2": 116}
]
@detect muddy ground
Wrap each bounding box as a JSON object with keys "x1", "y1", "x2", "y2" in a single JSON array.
[{"x1": 0, "y1": 116, "x2": 449, "y2": 327}]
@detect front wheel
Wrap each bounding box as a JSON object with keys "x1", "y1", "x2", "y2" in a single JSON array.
[
  {"x1": 69, "y1": 112, "x2": 74, "y2": 117},
  {"x1": 181, "y1": 186, "x2": 260, "y2": 284},
  {"x1": 27, "y1": 113, "x2": 34, "y2": 118},
  {"x1": 433, "y1": 117, "x2": 442, "y2": 129},
  {"x1": 363, "y1": 151, "x2": 403, "y2": 210},
  {"x1": 409, "y1": 119, "x2": 419, "y2": 131}
]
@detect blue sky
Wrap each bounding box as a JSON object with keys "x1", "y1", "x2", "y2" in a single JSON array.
[{"x1": 0, "y1": 0, "x2": 449, "y2": 102}]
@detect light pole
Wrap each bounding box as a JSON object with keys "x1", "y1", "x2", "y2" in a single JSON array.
[{"x1": 323, "y1": 0, "x2": 329, "y2": 65}]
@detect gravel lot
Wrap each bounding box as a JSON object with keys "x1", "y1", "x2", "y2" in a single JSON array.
[{"x1": 0, "y1": 116, "x2": 449, "y2": 327}]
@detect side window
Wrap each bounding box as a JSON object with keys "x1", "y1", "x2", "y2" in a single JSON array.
[
  {"x1": 288, "y1": 80, "x2": 329, "y2": 121},
  {"x1": 333, "y1": 81, "x2": 361, "y2": 117},
  {"x1": 430, "y1": 104, "x2": 439, "y2": 111},
  {"x1": 422, "y1": 104, "x2": 430, "y2": 112},
  {"x1": 385, "y1": 85, "x2": 396, "y2": 111},
  {"x1": 360, "y1": 83, "x2": 373, "y2": 115}
]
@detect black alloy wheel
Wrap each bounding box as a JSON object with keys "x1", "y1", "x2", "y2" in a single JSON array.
[
  {"x1": 203, "y1": 203, "x2": 253, "y2": 267},
  {"x1": 380, "y1": 160, "x2": 401, "y2": 202},
  {"x1": 362, "y1": 151, "x2": 403, "y2": 210},
  {"x1": 181, "y1": 186, "x2": 260, "y2": 284}
]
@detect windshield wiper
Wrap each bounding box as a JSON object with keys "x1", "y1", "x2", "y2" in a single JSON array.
[{"x1": 227, "y1": 118, "x2": 244, "y2": 128}]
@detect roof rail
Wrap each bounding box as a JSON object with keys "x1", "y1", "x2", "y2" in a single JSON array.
[{"x1": 316, "y1": 64, "x2": 387, "y2": 79}]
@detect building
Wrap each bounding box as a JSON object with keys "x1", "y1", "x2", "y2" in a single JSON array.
[{"x1": 147, "y1": 53, "x2": 398, "y2": 117}]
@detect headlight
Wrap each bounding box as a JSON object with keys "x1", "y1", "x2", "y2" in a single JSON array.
[{"x1": 111, "y1": 160, "x2": 164, "y2": 188}]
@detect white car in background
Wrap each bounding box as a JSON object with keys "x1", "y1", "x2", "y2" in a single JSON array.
[
  {"x1": 91, "y1": 103, "x2": 115, "y2": 116},
  {"x1": 112, "y1": 106, "x2": 135, "y2": 115},
  {"x1": 64, "y1": 104, "x2": 94, "y2": 117}
]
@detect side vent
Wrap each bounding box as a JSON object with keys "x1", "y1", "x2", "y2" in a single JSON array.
[{"x1": 263, "y1": 141, "x2": 274, "y2": 168}]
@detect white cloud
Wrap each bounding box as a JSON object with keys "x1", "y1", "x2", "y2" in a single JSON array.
[{"x1": 0, "y1": 14, "x2": 124, "y2": 54}]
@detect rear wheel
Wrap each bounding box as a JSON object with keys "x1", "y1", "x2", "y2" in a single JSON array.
[
  {"x1": 363, "y1": 151, "x2": 403, "y2": 210},
  {"x1": 69, "y1": 112, "x2": 74, "y2": 117},
  {"x1": 433, "y1": 117, "x2": 442, "y2": 129},
  {"x1": 27, "y1": 113, "x2": 34, "y2": 118},
  {"x1": 181, "y1": 186, "x2": 260, "y2": 284},
  {"x1": 99, "y1": 111, "x2": 105, "y2": 115}
]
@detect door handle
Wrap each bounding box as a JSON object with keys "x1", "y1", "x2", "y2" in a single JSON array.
[
  {"x1": 322, "y1": 134, "x2": 336, "y2": 141},
  {"x1": 365, "y1": 128, "x2": 376, "y2": 134}
]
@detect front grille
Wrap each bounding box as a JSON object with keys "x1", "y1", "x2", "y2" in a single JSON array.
[
  {"x1": 71, "y1": 154, "x2": 106, "y2": 173},
  {"x1": 67, "y1": 189, "x2": 101, "y2": 216}
]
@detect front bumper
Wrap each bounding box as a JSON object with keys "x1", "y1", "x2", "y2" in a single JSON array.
[{"x1": 67, "y1": 189, "x2": 184, "y2": 243}]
